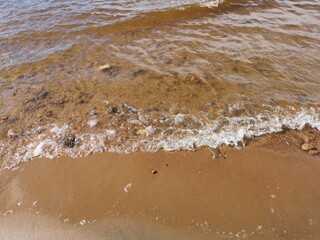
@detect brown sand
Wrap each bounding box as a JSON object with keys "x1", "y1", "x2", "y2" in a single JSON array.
[{"x1": 0, "y1": 134, "x2": 320, "y2": 239}]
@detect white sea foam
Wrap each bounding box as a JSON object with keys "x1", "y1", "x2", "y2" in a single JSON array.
[
  {"x1": 174, "y1": 114, "x2": 185, "y2": 124},
  {"x1": 199, "y1": 0, "x2": 225, "y2": 8},
  {"x1": 0, "y1": 107, "x2": 319, "y2": 171},
  {"x1": 106, "y1": 129, "x2": 117, "y2": 137},
  {"x1": 88, "y1": 119, "x2": 98, "y2": 128},
  {"x1": 79, "y1": 220, "x2": 86, "y2": 225},
  {"x1": 145, "y1": 126, "x2": 155, "y2": 136}
]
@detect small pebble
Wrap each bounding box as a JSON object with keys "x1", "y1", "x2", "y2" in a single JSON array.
[
  {"x1": 124, "y1": 183, "x2": 132, "y2": 193},
  {"x1": 63, "y1": 133, "x2": 76, "y2": 148},
  {"x1": 99, "y1": 65, "x2": 120, "y2": 77},
  {"x1": 301, "y1": 143, "x2": 316, "y2": 151},
  {"x1": 151, "y1": 170, "x2": 158, "y2": 175},
  {"x1": 131, "y1": 69, "x2": 146, "y2": 77},
  {"x1": 7, "y1": 129, "x2": 19, "y2": 138},
  {"x1": 98, "y1": 64, "x2": 111, "y2": 71},
  {"x1": 89, "y1": 109, "x2": 98, "y2": 116},
  {"x1": 188, "y1": 75, "x2": 201, "y2": 84},
  {"x1": 308, "y1": 149, "x2": 319, "y2": 155},
  {"x1": 152, "y1": 119, "x2": 159, "y2": 126},
  {"x1": 108, "y1": 106, "x2": 118, "y2": 113},
  {"x1": 137, "y1": 129, "x2": 147, "y2": 135}
]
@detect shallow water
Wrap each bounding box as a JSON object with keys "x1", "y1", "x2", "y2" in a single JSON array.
[{"x1": 0, "y1": 0, "x2": 320, "y2": 168}]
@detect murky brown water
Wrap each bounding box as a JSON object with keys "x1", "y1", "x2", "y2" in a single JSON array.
[{"x1": 0, "y1": 0, "x2": 320, "y2": 169}]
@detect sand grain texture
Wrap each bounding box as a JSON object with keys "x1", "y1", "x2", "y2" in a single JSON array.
[{"x1": 0, "y1": 138, "x2": 320, "y2": 239}]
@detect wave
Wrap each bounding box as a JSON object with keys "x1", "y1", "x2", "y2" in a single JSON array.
[
  {"x1": 0, "y1": 0, "x2": 227, "y2": 38},
  {"x1": 1, "y1": 106, "x2": 319, "y2": 171},
  {"x1": 0, "y1": 0, "x2": 229, "y2": 70},
  {"x1": 199, "y1": 0, "x2": 226, "y2": 8}
]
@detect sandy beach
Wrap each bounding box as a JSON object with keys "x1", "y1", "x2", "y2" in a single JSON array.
[
  {"x1": 1, "y1": 0, "x2": 320, "y2": 239},
  {"x1": 1, "y1": 131, "x2": 320, "y2": 239}
]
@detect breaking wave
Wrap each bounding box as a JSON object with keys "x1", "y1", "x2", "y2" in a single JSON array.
[{"x1": 1, "y1": 106, "x2": 319, "y2": 171}]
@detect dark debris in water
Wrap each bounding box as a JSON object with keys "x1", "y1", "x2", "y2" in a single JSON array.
[
  {"x1": 101, "y1": 65, "x2": 121, "y2": 78},
  {"x1": 89, "y1": 108, "x2": 98, "y2": 116},
  {"x1": 63, "y1": 133, "x2": 76, "y2": 148},
  {"x1": 108, "y1": 106, "x2": 119, "y2": 114},
  {"x1": 24, "y1": 90, "x2": 50, "y2": 104},
  {"x1": 16, "y1": 72, "x2": 37, "y2": 83},
  {"x1": 130, "y1": 69, "x2": 146, "y2": 77},
  {"x1": 78, "y1": 92, "x2": 92, "y2": 104},
  {"x1": 122, "y1": 104, "x2": 138, "y2": 113}
]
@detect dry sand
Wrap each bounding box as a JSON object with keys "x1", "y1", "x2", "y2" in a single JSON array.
[{"x1": 0, "y1": 133, "x2": 320, "y2": 239}]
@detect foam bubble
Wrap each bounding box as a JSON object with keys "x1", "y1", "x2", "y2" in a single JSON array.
[
  {"x1": 106, "y1": 130, "x2": 117, "y2": 137},
  {"x1": 88, "y1": 119, "x2": 98, "y2": 128},
  {"x1": 0, "y1": 106, "x2": 319, "y2": 171},
  {"x1": 199, "y1": 0, "x2": 225, "y2": 8}
]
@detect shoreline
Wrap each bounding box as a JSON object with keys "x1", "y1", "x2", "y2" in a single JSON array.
[
  {"x1": 0, "y1": 132, "x2": 320, "y2": 239},
  {"x1": 1, "y1": 1, "x2": 320, "y2": 239}
]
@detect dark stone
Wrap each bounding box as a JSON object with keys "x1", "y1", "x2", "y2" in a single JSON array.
[
  {"x1": 39, "y1": 91, "x2": 49, "y2": 99},
  {"x1": 79, "y1": 92, "x2": 91, "y2": 104},
  {"x1": 89, "y1": 108, "x2": 98, "y2": 116},
  {"x1": 122, "y1": 104, "x2": 138, "y2": 113},
  {"x1": 130, "y1": 69, "x2": 146, "y2": 77},
  {"x1": 63, "y1": 134, "x2": 76, "y2": 148},
  {"x1": 102, "y1": 66, "x2": 121, "y2": 77},
  {"x1": 308, "y1": 149, "x2": 319, "y2": 155},
  {"x1": 108, "y1": 106, "x2": 118, "y2": 113},
  {"x1": 243, "y1": 136, "x2": 251, "y2": 146},
  {"x1": 46, "y1": 111, "x2": 54, "y2": 117},
  {"x1": 236, "y1": 141, "x2": 243, "y2": 148},
  {"x1": 151, "y1": 170, "x2": 158, "y2": 175},
  {"x1": 160, "y1": 115, "x2": 166, "y2": 121}
]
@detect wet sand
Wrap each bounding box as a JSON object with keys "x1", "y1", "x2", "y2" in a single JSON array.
[{"x1": 0, "y1": 133, "x2": 320, "y2": 239}]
